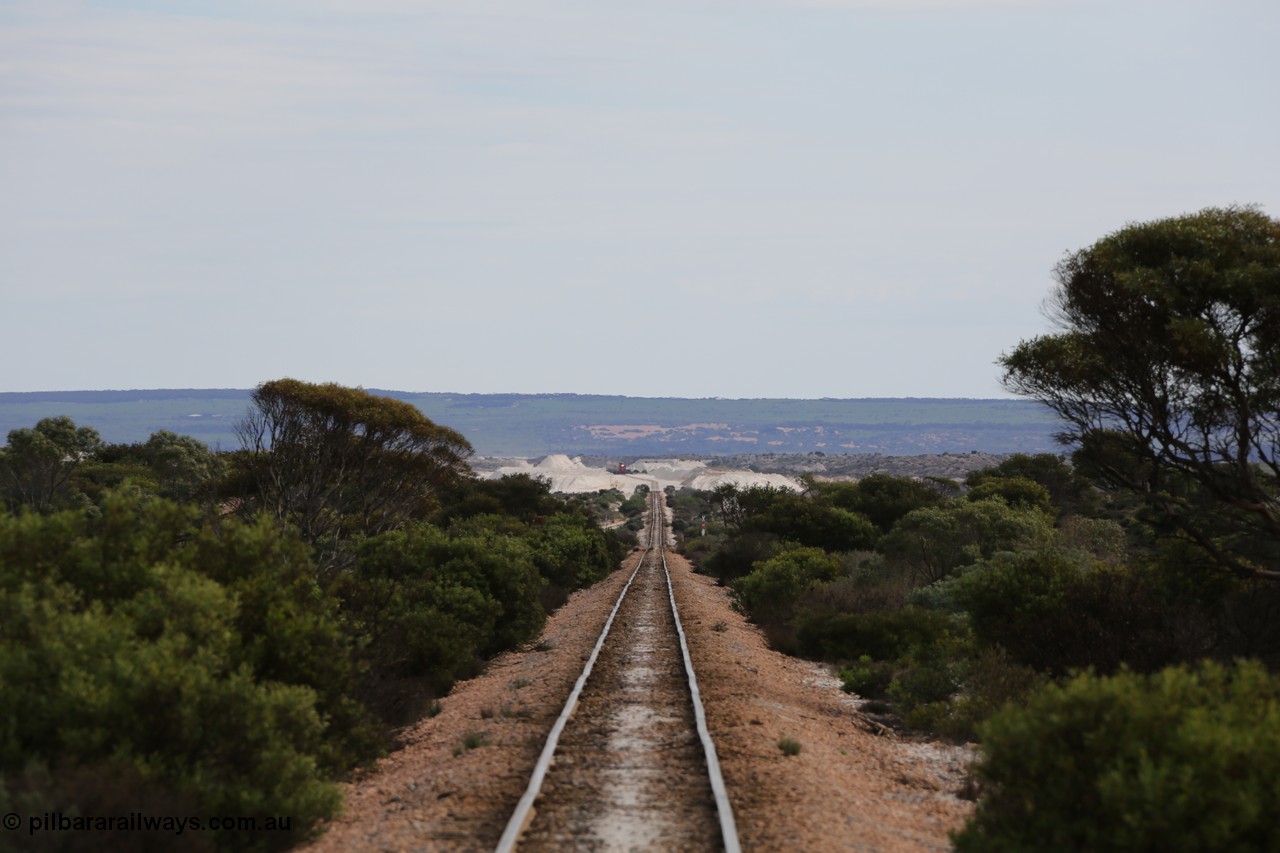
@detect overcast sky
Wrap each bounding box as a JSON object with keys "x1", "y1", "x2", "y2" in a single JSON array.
[{"x1": 2, "y1": 0, "x2": 1276, "y2": 398}]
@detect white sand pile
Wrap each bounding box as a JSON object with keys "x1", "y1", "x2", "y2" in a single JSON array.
[
  {"x1": 629, "y1": 459, "x2": 708, "y2": 479},
  {"x1": 534, "y1": 454, "x2": 579, "y2": 471},
  {"x1": 485, "y1": 455, "x2": 654, "y2": 494},
  {"x1": 686, "y1": 470, "x2": 802, "y2": 492},
  {"x1": 482, "y1": 457, "x2": 802, "y2": 495}
]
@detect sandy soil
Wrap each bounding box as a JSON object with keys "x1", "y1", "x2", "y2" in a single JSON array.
[
  {"x1": 665, "y1": 549, "x2": 973, "y2": 851},
  {"x1": 303, "y1": 547, "x2": 973, "y2": 852}
]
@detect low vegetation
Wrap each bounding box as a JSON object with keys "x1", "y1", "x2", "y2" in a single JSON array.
[
  {"x1": 776, "y1": 738, "x2": 802, "y2": 757},
  {"x1": 954, "y1": 661, "x2": 1280, "y2": 852},
  {"x1": 0, "y1": 380, "x2": 627, "y2": 851},
  {"x1": 673, "y1": 207, "x2": 1280, "y2": 849}
]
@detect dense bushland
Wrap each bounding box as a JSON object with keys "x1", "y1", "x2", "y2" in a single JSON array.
[
  {"x1": 677, "y1": 460, "x2": 1280, "y2": 853},
  {"x1": 678, "y1": 450, "x2": 1280, "y2": 746},
  {"x1": 0, "y1": 382, "x2": 625, "y2": 851},
  {"x1": 950, "y1": 206, "x2": 1280, "y2": 848},
  {"x1": 673, "y1": 207, "x2": 1280, "y2": 848}
]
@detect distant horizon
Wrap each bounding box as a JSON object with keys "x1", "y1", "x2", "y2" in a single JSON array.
[
  {"x1": 0, "y1": 386, "x2": 1028, "y2": 403},
  {"x1": 0, "y1": 390, "x2": 1061, "y2": 456}
]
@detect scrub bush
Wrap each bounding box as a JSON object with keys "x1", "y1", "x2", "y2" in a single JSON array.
[
  {"x1": 954, "y1": 661, "x2": 1280, "y2": 852},
  {"x1": 957, "y1": 551, "x2": 1185, "y2": 675},
  {"x1": 735, "y1": 547, "x2": 844, "y2": 623},
  {"x1": 777, "y1": 738, "x2": 802, "y2": 756},
  {"x1": 814, "y1": 474, "x2": 948, "y2": 533},
  {"x1": 902, "y1": 647, "x2": 1045, "y2": 742},
  {"x1": 534, "y1": 513, "x2": 616, "y2": 589},
  {"x1": 879, "y1": 499, "x2": 1054, "y2": 585},
  {"x1": 701, "y1": 531, "x2": 780, "y2": 583},
  {"x1": 839, "y1": 656, "x2": 895, "y2": 698},
  {"x1": 340, "y1": 521, "x2": 545, "y2": 720},
  {"x1": 797, "y1": 606, "x2": 955, "y2": 662},
  {"x1": 0, "y1": 498, "x2": 345, "y2": 851}
]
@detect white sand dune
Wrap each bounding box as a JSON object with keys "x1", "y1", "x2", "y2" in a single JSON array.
[
  {"x1": 483, "y1": 456, "x2": 801, "y2": 494},
  {"x1": 686, "y1": 471, "x2": 800, "y2": 492}
]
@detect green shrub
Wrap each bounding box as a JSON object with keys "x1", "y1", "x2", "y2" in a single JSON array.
[
  {"x1": 954, "y1": 661, "x2": 1280, "y2": 852},
  {"x1": 797, "y1": 567, "x2": 911, "y2": 617},
  {"x1": 822, "y1": 609, "x2": 983, "y2": 735},
  {"x1": 815, "y1": 474, "x2": 948, "y2": 532},
  {"x1": 777, "y1": 738, "x2": 802, "y2": 756},
  {"x1": 954, "y1": 549, "x2": 1081, "y2": 667},
  {"x1": 602, "y1": 525, "x2": 638, "y2": 558},
  {"x1": 342, "y1": 521, "x2": 546, "y2": 717},
  {"x1": 957, "y1": 551, "x2": 1186, "y2": 675},
  {"x1": 888, "y1": 653, "x2": 964, "y2": 709},
  {"x1": 184, "y1": 512, "x2": 382, "y2": 771},
  {"x1": 679, "y1": 531, "x2": 722, "y2": 565},
  {"x1": 0, "y1": 416, "x2": 102, "y2": 513},
  {"x1": 902, "y1": 647, "x2": 1045, "y2": 742},
  {"x1": 879, "y1": 499, "x2": 1054, "y2": 585},
  {"x1": 965, "y1": 477, "x2": 1053, "y2": 514},
  {"x1": 964, "y1": 453, "x2": 1097, "y2": 516},
  {"x1": 796, "y1": 606, "x2": 955, "y2": 662},
  {"x1": 138, "y1": 430, "x2": 224, "y2": 501},
  {"x1": 619, "y1": 488, "x2": 648, "y2": 518},
  {"x1": 741, "y1": 496, "x2": 878, "y2": 553},
  {"x1": 0, "y1": 503, "x2": 343, "y2": 851},
  {"x1": 839, "y1": 656, "x2": 895, "y2": 698},
  {"x1": 735, "y1": 547, "x2": 844, "y2": 623},
  {"x1": 1056, "y1": 515, "x2": 1128, "y2": 565},
  {"x1": 534, "y1": 513, "x2": 615, "y2": 589},
  {"x1": 436, "y1": 473, "x2": 560, "y2": 524},
  {"x1": 904, "y1": 567, "x2": 974, "y2": 613},
  {"x1": 702, "y1": 531, "x2": 780, "y2": 583}
]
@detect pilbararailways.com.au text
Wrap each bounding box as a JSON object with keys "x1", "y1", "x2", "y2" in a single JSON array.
[{"x1": 5, "y1": 811, "x2": 294, "y2": 837}]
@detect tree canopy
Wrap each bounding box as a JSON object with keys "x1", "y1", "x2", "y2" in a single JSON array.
[
  {"x1": 0, "y1": 416, "x2": 102, "y2": 512},
  {"x1": 1000, "y1": 206, "x2": 1280, "y2": 579},
  {"x1": 814, "y1": 473, "x2": 949, "y2": 533},
  {"x1": 711, "y1": 483, "x2": 877, "y2": 553},
  {"x1": 235, "y1": 379, "x2": 473, "y2": 563}
]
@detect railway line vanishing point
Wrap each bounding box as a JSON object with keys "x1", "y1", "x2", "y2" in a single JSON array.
[{"x1": 496, "y1": 487, "x2": 741, "y2": 852}]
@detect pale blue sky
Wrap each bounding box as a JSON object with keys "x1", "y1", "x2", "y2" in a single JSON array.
[{"x1": 2, "y1": 0, "x2": 1276, "y2": 397}]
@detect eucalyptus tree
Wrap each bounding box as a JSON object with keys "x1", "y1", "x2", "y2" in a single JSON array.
[
  {"x1": 0, "y1": 415, "x2": 101, "y2": 512},
  {"x1": 1001, "y1": 206, "x2": 1280, "y2": 578},
  {"x1": 236, "y1": 379, "x2": 473, "y2": 566}
]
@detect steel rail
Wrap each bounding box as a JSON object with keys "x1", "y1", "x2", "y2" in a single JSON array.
[
  {"x1": 492, "y1": 491, "x2": 656, "y2": 853},
  {"x1": 661, "y1": 545, "x2": 742, "y2": 853},
  {"x1": 494, "y1": 486, "x2": 740, "y2": 852}
]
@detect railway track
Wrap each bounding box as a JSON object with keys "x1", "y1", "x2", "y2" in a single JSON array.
[{"x1": 495, "y1": 487, "x2": 741, "y2": 852}]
